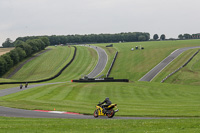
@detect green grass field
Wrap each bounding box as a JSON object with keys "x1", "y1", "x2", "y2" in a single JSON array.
[
  {"x1": 99, "y1": 40, "x2": 200, "y2": 81},
  {"x1": 1, "y1": 40, "x2": 200, "y2": 132},
  {"x1": 0, "y1": 45, "x2": 98, "y2": 82},
  {"x1": 1, "y1": 117, "x2": 200, "y2": 133},
  {"x1": 163, "y1": 50, "x2": 200, "y2": 85},
  {"x1": 49, "y1": 45, "x2": 98, "y2": 82},
  {"x1": 9, "y1": 46, "x2": 73, "y2": 81},
  {"x1": 0, "y1": 82, "x2": 200, "y2": 117},
  {"x1": 153, "y1": 49, "x2": 200, "y2": 84}
]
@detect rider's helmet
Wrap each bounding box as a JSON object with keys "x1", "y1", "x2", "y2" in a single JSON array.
[{"x1": 105, "y1": 97, "x2": 109, "y2": 100}]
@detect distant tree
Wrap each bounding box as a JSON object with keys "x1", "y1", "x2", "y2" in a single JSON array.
[
  {"x1": 145, "y1": 33, "x2": 150, "y2": 41},
  {"x1": 16, "y1": 42, "x2": 32, "y2": 57},
  {"x1": 160, "y1": 34, "x2": 166, "y2": 40},
  {"x1": 0, "y1": 57, "x2": 7, "y2": 76},
  {"x1": 26, "y1": 39, "x2": 39, "y2": 54},
  {"x1": 16, "y1": 47, "x2": 26, "y2": 61},
  {"x1": 2, "y1": 38, "x2": 14, "y2": 47},
  {"x1": 13, "y1": 40, "x2": 24, "y2": 46},
  {"x1": 153, "y1": 34, "x2": 159, "y2": 40},
  {"x1": 40, "y1": 37, "x2": 50, "y2": 47},
  {"x1": 16, "y1": 32, "x2": 151, "y2": 45},
  {"x1": 183, "y1": 34, "x2": 191, "y2": 39},
  {"x1": 9, "y1": 49, "x2": 19, "y2": 65},
  {"x1": 138, "y1": 35, "x2": 146, "y2": 41},
  {"x1": 1, "y1": 53, "x2": 13, "y2": 71},
  {"x1": 178, "y1": 34, "x2": 183, "y2": 39},
  {"x1": 35, "y1": 39, "x2": 45, "y2": 50}
]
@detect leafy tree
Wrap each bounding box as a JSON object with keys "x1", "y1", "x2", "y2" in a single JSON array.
[
  {"x1": 2, "y1": 38, "x2": 14, "y2": 47},
  {"x1": 160, "y1": 34, "x2": 166, "y2": 40},
  {"x1": 138, "y1": 35, "x2": 146, "y2": 41},
  {"x1": 35, "y1": 39, "x2": 45, "y2": 50},
  {"x1": 178, "y1": 34, "x2": 183, "y2": 39},
  {"x1": 0, "y1": 57, "x2": 7, "y2": 76},
  {"x1": 183, "y1": 34, "x2": 191, "y2": 39},
  {"x1": 40, "y1": 37, "x2": 50, "y2": 47},
  {"x1": 26, "y1": 39, "x2": 39, "y2": 54},
  {"x1": 16, "y1": 47, "x2": 26, "y2": 61},
  {"x1": 10, "y1": 49, "x2": 19, "y2": 65},
  {"x1": 153, "y1": 34, "x2": 159, "y2": 40},
  {"x1": 13, "y1": 40, "x2": 24, "y2": 46},
  {"x1": 16, "y1": 42, "x2": 32, "y2": 57},
  {"x1": 1, "y1": 53, "x2": 13, "y2": 71}
]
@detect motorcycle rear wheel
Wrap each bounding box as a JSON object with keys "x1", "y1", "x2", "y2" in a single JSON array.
[
  {"x1": 107, "y1": 109, "x2": 115, "y2": 118},
  {"x1": 94, "y1": 110, "x2": 98, "y2": 118}
]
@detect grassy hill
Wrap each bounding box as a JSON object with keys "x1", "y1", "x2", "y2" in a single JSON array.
[
  {"x1": 8, "y1": 46, "x2": 73, "y2": 81},
  {"x1": 159, "y1": 49, "x2": 200, "y2": 85},
  {"x1": 1, "y1": 40, "x2": 200, "y2": 132},
  {"x1": 104, "y1": 40, "x2": 200, "y2": 81},
  {"x1": 0, "y1": 46, "x2": 98, "y2": 82},
  {"x1": 50, "y1": 45, "x2": 98, "y2": 82}
]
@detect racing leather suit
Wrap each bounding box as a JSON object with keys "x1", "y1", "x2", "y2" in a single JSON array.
[{"x1": 100, "y1": 98, "x2": 112, "y2": 112}]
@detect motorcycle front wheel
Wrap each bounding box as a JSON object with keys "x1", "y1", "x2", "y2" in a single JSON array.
[
  {"x1": 107, "y1": 109, "x2": 115, "y2": 118},
  {"x1": 94, "y1": 109, "x2": 98, "y2": 118}
]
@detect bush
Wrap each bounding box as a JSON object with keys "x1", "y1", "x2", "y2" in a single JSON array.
[
  {"x1": 1, "y1": 53, "x2": 13, "y2": 71},
  {"x1": 0, "y1": 57, "x2": 7, "y2": 76}
]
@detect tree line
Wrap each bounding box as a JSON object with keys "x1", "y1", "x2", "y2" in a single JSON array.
[
  {"x1": 0, "y1": 37, "x2": 50, "y2": 76},
  {"x1": 178, "y1": 33, "x2": 200, "y2": 40},
  {"x1": 13, "y1": 32, "x2": 150, "y2": 46},
  {"x1": 153, "y1": 33, "x2": 200, "y2": 41}
]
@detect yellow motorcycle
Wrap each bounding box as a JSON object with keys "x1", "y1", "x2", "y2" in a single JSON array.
[{"x1": 94, "y1": 103, "x2": 119, "y2": 118}]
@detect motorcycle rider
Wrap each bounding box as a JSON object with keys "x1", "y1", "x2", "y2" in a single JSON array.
[
  {"x1": 99, "y1": 97, "x2": 112, "y2": 113},
  {"x1": 20, "y1": 84, "x2": 23, "y2": 89}
]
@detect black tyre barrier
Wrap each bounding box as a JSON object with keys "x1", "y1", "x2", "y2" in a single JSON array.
[
  {"x1": 0, "y1": 46, "x2": 77, "y2": 85},
  {"x1": 72, "y1": 77, "x2": 129, "y2": 83},
  {"x1": 161, "y1": 49, "x2": 200, "y2": 83},
  {"x1": 106, "y1": 51, "x2": 118, "y2": 78}
]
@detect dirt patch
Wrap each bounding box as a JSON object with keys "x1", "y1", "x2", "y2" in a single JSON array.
[{"x1": 0, "y1": 51, "x2": 9, "y2": 56}]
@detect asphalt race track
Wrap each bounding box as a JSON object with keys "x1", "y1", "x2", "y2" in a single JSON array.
[
  {"x1": 86, "y1": 45, "x2": 108, "y2": 78},
  {"x1": 0, "y1": 106, "x2": 174, "y2": 119},
  {"x1": 0, "y1": 45, "x2": 199, "y2": 119},
  {"x1": 139, "y1": 46, "x2": 200, "y2": 82}
]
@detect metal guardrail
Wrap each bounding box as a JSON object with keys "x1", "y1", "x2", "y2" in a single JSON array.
[
  {"x1": 106, "y1": 51, "x2": 118, "y2": 78},
  {"x1": 161, "y1": 49, "x2": 200, "y2": 83}
]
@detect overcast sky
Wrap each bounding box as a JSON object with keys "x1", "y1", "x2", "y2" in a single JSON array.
[{"x1": 1, "y1": 0, "x2": 200, "y2": 46}]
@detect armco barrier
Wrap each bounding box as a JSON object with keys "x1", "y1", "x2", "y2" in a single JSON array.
[
  {"x1": 0, "y1": 46, "x2": 77, "y2": 85},
  {"x1": 161, "y1": 49, "x2": 200, "y2": 83},
  {"x1": 106, "y1": 51, "x2": 118, "y2": 78}
]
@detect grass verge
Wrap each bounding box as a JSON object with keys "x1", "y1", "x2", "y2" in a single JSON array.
[
  {"x1": 0, "y1": 117, "x2": 200, "y2": 133},
  {"x1": 0, "y1": 82, "x2": 200, "y2": 117}
]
